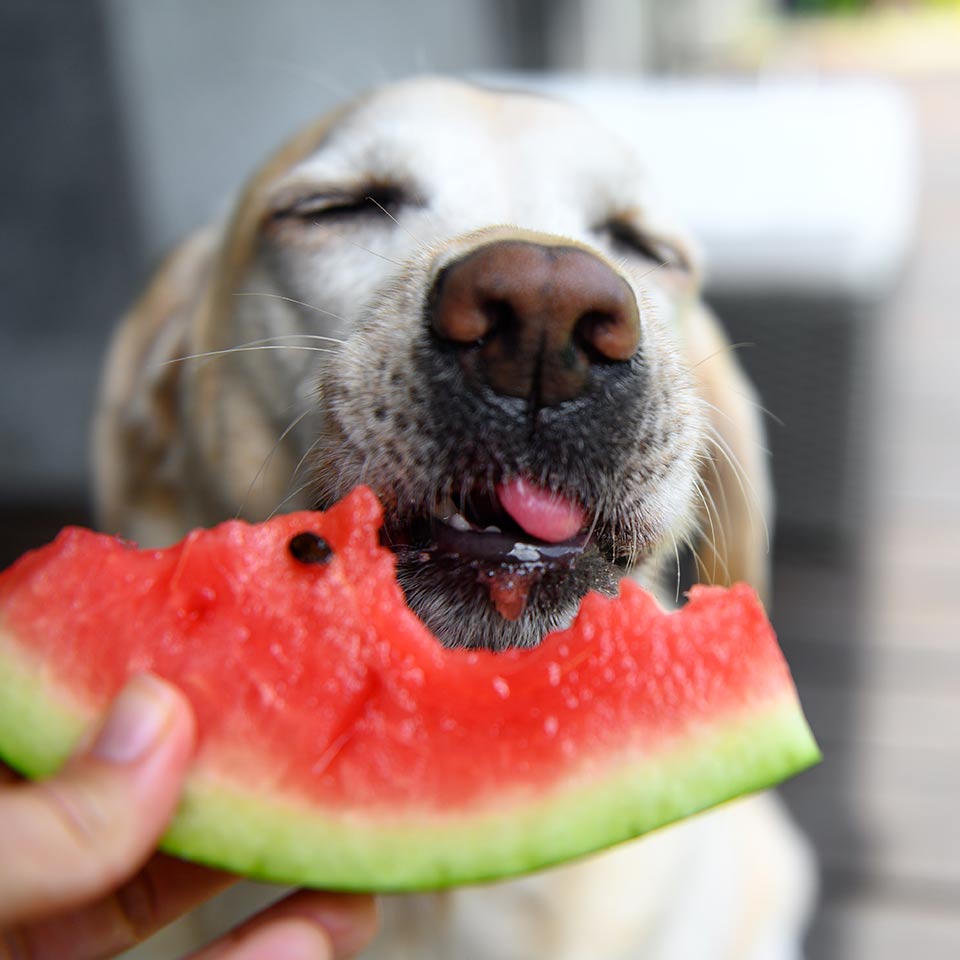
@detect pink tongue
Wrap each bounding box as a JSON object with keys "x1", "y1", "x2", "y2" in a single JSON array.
[{"x1": 495, "y1": 477, "x2": 586, "y2": 544}]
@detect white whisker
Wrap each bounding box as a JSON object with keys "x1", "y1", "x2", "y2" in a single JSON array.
[
  {"x1": 267, "y1": 477, "x2": 318, "y2": 520},
  {"x1": 636, "y1": 259, "x2": 671, "y2": 283},
  {"x1": 705, "y1": 427, "x2": 771, "y2": 554},
  {"x1": 696, "y1": 449, "x2": 731, "y2": 537},
  {"x1": 669, "y1": 530, "x2": 682, "y2": 604},
  {"x1": 584, "y1": 500, "x2": 604, "y2": 551},
  {"x1": 366, "y1": 195, "x2": 426, "y2": 248},
  {"x1": 289, "y1": 436, "x2": 323, "y2": 488},
  {"x1": 698, "y1": 381, "x2": 784, "y2": 431},
  {"x1": 164, "y1": 344, "x2": 338, "y2": 365},
  {"x1": 236, "y1": 407, "x2": 314, "y2": 519},
  {"x1": 234, "y1": 291, "x2": 349, "y2": 328},
  {"x1": 691, "y1": 341, "x2": 753, "y2": 370},
  {"x1": 693, "y1": 476, "x2": 729, "y2": 584},
  {"x1": 682, "y1": 532, "x2": 712, "y2": 588},
  {"x1": 345, "y1": 238, "x2": 403, "y2": 266},
  {"x1": 741, "y1": 392, "x2": 784, "y2": 429}
]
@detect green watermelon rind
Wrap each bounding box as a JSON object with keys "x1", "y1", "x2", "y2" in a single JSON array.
[
  {"x1": 0, "y1": 630, "x2": 819, "y2": 891},
  {"x1": 166, "y1": 698, "x2": 818, "y2": 890},
  {"x1": 0, "y1": 632, "x2": 88, "y2": 780}
]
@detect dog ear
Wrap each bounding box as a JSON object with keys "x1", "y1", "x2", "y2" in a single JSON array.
[
  {"x1": 92, "y1": 218, "x2": 303, "y2": 547},
  {"x1": 94, "y1": 113, "x2": 347, "y2": 545},
  {"x1": 684, "y1": 302, "x2": 773, "y2": 601},
  {"x1": 92, "y1": 228, "x2": 219, "y2": 546}
]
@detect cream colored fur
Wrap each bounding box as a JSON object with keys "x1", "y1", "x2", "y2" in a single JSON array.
[{"x1": 99, "y1": 78, "x2": 814, "y2": 959}]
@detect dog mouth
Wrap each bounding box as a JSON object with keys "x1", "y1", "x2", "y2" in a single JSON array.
[{"x1": 382, "y1": 475, "x2": 601, "y2": 623}]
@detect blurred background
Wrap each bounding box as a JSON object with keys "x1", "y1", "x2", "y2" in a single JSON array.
[{"x1": 1, "y1": 0, "x2": 957, "y2": 956}]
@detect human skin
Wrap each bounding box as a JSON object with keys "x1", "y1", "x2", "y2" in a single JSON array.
[{"x1": 0, "y1": 673, "x2": 378, "y2": 960}]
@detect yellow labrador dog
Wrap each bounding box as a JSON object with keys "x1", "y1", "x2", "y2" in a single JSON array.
[{"x1": 96, "y1": 77, "x2": 814, "y2": 959}]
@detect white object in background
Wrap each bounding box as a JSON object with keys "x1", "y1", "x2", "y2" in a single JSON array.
[{"x1": 485, "y1": 75, "x2": 919, "y2": 300}]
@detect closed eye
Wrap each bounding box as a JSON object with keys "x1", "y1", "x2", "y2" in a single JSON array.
[
  {"x1": 598, "y1": 219, "x2": 690, "y2": 273},
  {"x1": 272, "y1": 183, "x2": 409, "y2": 223}
]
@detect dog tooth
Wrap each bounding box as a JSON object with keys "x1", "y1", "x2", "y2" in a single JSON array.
[
  {"x1": 447, "y1": 513, "x2": 472, "y2": 532},
  {"x1": 431, "y1": 496, "x2": 459, "y2": 521}
]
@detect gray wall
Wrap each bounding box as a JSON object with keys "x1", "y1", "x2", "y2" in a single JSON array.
[
  {"x1": 104, "y1": 0, "x2": 518, "y2": 260},
  {"x1": 0, "y1": 0, "x2": 138, "y2": 505}
]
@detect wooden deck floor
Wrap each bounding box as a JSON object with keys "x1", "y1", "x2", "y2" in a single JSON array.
[{"x1": 774, "y1": 75, "x2": 960, "y2": 960}]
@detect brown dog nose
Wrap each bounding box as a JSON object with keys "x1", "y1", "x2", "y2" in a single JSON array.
[{"x1": 430, "y1": 240, "x2": 640, "y2": 407}]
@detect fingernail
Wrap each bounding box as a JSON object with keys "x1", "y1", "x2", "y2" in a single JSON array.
[{"x1": 91, "y1": 674, "x2": 177, "y2": 764}]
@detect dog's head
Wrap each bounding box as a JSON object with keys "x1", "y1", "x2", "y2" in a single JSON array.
[{"x1": 96, "y1": 77, "x2": 770, "y2": 649}]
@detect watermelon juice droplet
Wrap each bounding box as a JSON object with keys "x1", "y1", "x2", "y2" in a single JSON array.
[{"x1": 487, "y1": 570, "x2": 535, "y2": 620}]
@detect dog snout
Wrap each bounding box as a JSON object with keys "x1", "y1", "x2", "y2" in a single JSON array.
[{"x1": 429, "y1": 240, "x2": 640, "y2": 406}]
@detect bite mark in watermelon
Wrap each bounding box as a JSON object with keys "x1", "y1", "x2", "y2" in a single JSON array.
[{"x1": 0, "y1": 487, "x2": 820, "y2": 891}]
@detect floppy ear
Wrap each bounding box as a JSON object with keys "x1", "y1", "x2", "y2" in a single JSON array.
[
  {"x1": 92, "y1": 228, "x2": 219, "y2": 546},
  {"x1": 683, "y1": 302, "x2": 773, "y2": 602},
  {"x1": 93, "y1": 112, "x2": 348, "y2": 546},
  {"x1": 92, "y1": 217, "x2": 307, "y2": 548}
]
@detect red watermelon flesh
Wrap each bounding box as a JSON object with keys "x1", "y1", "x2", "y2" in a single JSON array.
[{"x1": 0, "y1": 486, "x2": 819, "y2": 891}]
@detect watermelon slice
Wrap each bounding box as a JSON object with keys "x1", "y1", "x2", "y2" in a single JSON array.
[{"x1": 0, "y1": 487, "x2": 819, "y2": 891}]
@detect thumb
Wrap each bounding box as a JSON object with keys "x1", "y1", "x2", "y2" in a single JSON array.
[{"x1": 0, "y1": 673, "x2": 196, "y2": 925}]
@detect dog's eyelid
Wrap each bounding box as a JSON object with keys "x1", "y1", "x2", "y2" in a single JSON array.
[
  {"x1": 598, "y1": 218, "x2": 692, "y2": 273},
  {"x1": 268, "y1": 182, "x2": 412, "y2": 222}
]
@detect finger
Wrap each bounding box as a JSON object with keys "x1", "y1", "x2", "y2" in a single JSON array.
[
  {"x1": 0, "y1": 764, "x2": 19, "y2": 786},
  {"x1": 188, "y1": 919, "x2": 334, "y2": 960},
  {"x1": 111, "y1": 855, "x2": 235, "y2": 938},
  {"x1": 0, "y1": 673, "x2": 196, "y2": 925},
  {"x1": 187, "y1": 891, "x2": 380, "y2": 960},
  {"x1": 6, "y1": 855, "x2": 236, "y2": 960}
]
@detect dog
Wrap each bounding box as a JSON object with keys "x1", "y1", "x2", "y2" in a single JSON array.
[{"x1": 95, "y1": 77, "x2": 815, "y2": 959}]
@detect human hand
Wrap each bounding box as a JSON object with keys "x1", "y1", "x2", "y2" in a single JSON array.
[{"x1": 0, "y1": 674, "x2": 379, "y2": 959}]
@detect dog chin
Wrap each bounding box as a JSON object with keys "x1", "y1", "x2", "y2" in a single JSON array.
[{"x1": 390, "y1": 539, "x2": 624, "y2": 651}]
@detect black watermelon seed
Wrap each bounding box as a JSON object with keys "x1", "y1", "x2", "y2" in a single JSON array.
[{"x1": 288, "y1": 532, "x2": 333, "y2": 564}]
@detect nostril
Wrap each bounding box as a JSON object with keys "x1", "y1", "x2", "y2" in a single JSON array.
[
  {"x1": 430, "y1": 281, "x2": 489, "y2": 347},
  {"x1": 478, "y1": 298, "x2": 518, "y2": 345},
  {"x1": 429, "y1": 239, "x2": 641, "y2": 406},
  {"x1": 575, "y1": 301, "x2": 640, "y2": 365},
  {"x1": 433, "y1": 293, "x2": 520, "y2": 350}
]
